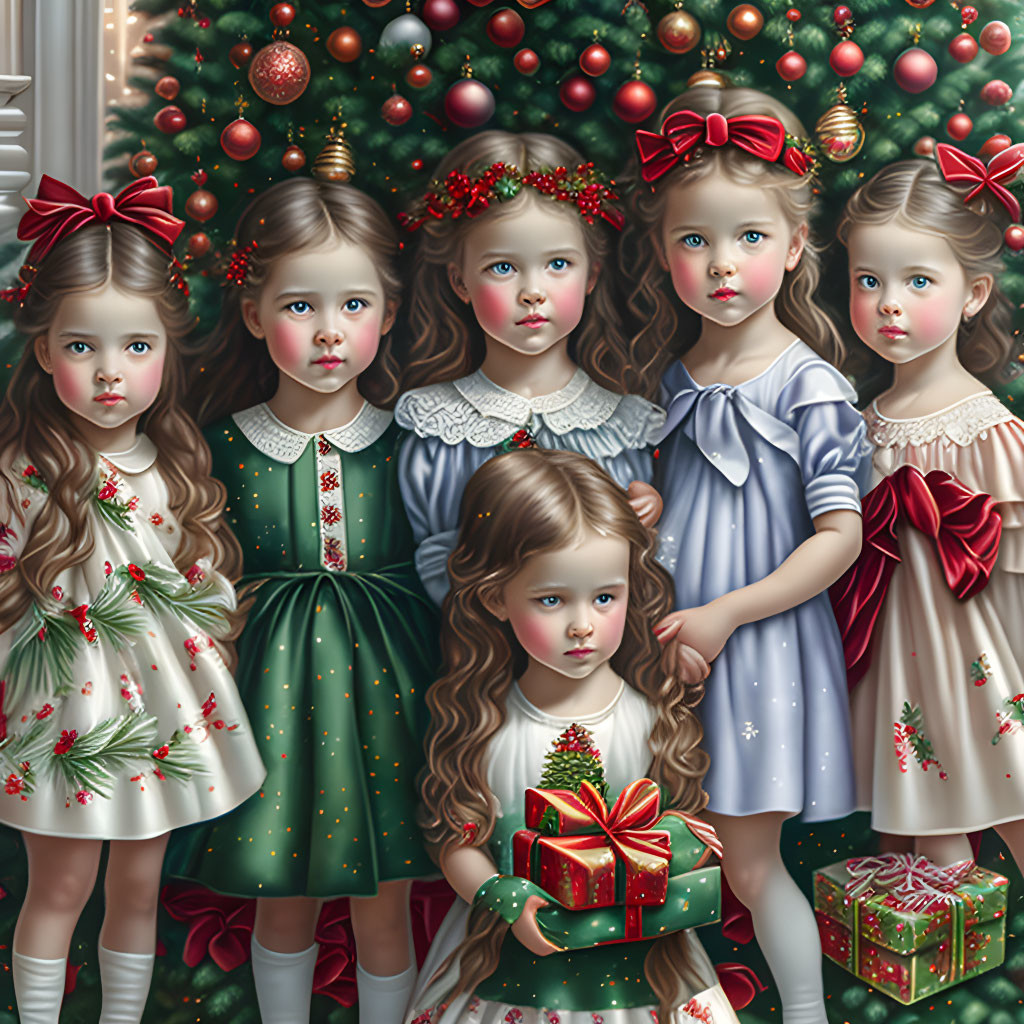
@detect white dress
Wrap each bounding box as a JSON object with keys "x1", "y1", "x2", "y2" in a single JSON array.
[
  {"x1": 406, "y1": 681, "x2": 738, "y2": 1024},
  {"x1": 850, "y1": 393, "x2": 1024, "y2": 834},
  {"x1": 0, "y1": 434, "x2": 266, "y2": 839}
]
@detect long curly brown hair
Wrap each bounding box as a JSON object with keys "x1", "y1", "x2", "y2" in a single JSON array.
[
  {"x1": 419, "y1": 448, "x2": 710, "y2": 1017},
  {"x1": 190, "y1": 179, "x2": 402, "y2": 426},
  {"x1": 836, "y1": 158, "x2": 1015, "y2": 397},
  {"x1": 0, "y1": 223, "x2": 242, "y2": 633},
  {"x1": 618, "y1": 86, "x2": 844, "y2": 400},
  {"x1": 401, "y1": 131, "x2": 631, "y2": 394}
]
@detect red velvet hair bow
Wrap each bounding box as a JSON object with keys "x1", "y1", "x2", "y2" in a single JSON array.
[
  {"x1": 635, "y1": 110, "x2": 787, "y2": 183},
  {"x1": 17, "y1": 175, "x2": 184, "y2": 264},
  {"x1": 935, "y1": 142, "x2": 1024, "y2": 222}
]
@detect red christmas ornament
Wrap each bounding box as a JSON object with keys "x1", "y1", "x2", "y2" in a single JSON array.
[
  {"x1": 191, "y1": 168, "x2": 208, "y2": 186},
  {"x1": 406, "y1": 63, "x2": 432, "y2": 88},
  {"x1": 579, "y1": 43, "x2": 611, "y2": 76},
  {"x1": 230, "y1": 41, "x2": 253, "y2": 67},
  {"x1": 980, "y1": 134, "x2": 1012, "y2": 157},
  {"x1": 657, "y1": 9, "x2": 700, "y2": 53},
  {"x1": 946, "y1": 112, "x2": 973, "y2": 141},
  {"x1": 560, "y1": 74, "x2": 596, "y2": 112},
  {"x1": 961, "y1": 6, "x2": 978, "y2": 26},
  {"x1": 776, "y1": 50, "x2": 807, "y2": 82},
  {"x1": 411, "y1": 158, "x2": 424, "y2": 171},
  {"x1": 912, "y1": 136, "x2": 935, "y2": 156},
  {"x1": 198, "y1": 16, "x2": 210, "y2": 28},
  {"x1": 155, "y1": 75, "x2": 179, "y2": 100},
  {"x1": 726, "y1": 4, "x2": 763, "y2": 41},
  {"x1": 829, "y1": 40, "x2": 864, "y2": 77},
  {"x1": 282, "y1": 145, "x2": 306, "y2": 171},
  {"x1": 487, "y1": 9, "x2": 525, "y2": 48},
  {"x1": 220, "y1": 118, "x2": 262, "y2": 160},
  {"x1": 270, "y1": 3, "x2": 296, "y2": 27},
  {"x1": 444, "y1": 78, "x2": 496, "y2": 128},
  {"x1": 948, "y1": 32, "x2": 978, "y2": 63},
  {"x1": 187, "y1": 232, "x2": 211, "y2": 258},
  {"x1": 422, "y1": 0, "x2": 460, "y2": 31},
  {"x1": 248, "y1": 41, "x2": 311, "y2": 105},
  {"x1": 893, "y1": 47, "x2": 937, "y2": 93},
  {"x1": 1005, "y1": 225, "x2": 1024, "y2": 251},
  {"x1": 185, "y1": 189, "x2": 218, "y2": 223},
  {"x1": 903, "y1": 0, "x2": 935, "y2": 6},
  {"x1": 327, "y1": 26, "x2": 362, "y2": 62},
  {"x1": 979, "y1": 21, "x2": 1011, "y2": 55},
  {"x1": 786, "y1": 7, "x2": 801, "y2": 20},
  {"x1": 981, "y1": 79, "x2": 1012, "y2": 106},
  {"x1": 382, "y1": 93, "x2": 414, "y2": 126},
  {"x1": 833, "y1": 5, "x2": 852, "y2": 27},
  {"x1": 613, "y1": 79, "x2": 657, "y2": 123},
  {"x1": 129, "y1": 150, "x2": 158, "y2": 177},
  {"x1": 154, "y1": 105, "x2": 186, "y2": 134},
  {"x1": 514, "y1": 47, "x2": 540, "y2": 74}
]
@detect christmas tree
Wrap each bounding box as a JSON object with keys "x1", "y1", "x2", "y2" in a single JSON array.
[{"x1": 537, "y1": 721, "x2": 609, "y2": 799}]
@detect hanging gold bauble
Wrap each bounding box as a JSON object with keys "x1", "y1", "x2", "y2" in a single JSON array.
[
  {"x1": 657, "y1": 7, "x2": 701, "y2": 54},
  {"x1": 312, "y1": 127, "x2": 355, "y2": 182},
  {"x1": 687, "y1": 69, "x2": 729, "y2": 89},
  {"x1": 815, "y1": 102, "x2": 865, "y2": 163}
]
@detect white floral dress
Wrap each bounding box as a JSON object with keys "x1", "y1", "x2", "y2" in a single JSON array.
[{"x1": 0, "y1": 434, "x2": 266, "y2": 839}]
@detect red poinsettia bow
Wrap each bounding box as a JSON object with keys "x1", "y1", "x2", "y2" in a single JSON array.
[
  {"x1": 830, "y1": 464, "x2": 1001, "y2": 689},
  {"x1": 636, "y1": 110, "x2": 787, "y2": 182},
  {"x1": 17, "y1": 175, "x2": 184, "y2": 264},
  {"x1": 935, "y1": 142, "x2": 1024, "y2": 222}
]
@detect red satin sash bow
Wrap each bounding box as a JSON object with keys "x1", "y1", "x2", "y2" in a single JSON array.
[
  {"x1": 935, "y1": 142, "x2": 1024, "y2": 223},
  {"x1": 830, "y1": 464, "x2": 1002, "y2": 689},
  {"x1": 636, "y1": 109, "x2": 787, "y2": 182},
  {"x1": 18, "y1": 175, "x2": 184, "y2": 263}
]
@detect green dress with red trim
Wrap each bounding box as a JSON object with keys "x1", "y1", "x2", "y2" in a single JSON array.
[
  {"x1": 0, "y1": 434, "x2": 266, "y2": 840},
  {"x1": 168, "y1": 401, "x2": 439, "y2": 898}
]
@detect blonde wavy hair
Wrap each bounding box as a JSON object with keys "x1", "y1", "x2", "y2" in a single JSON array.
[
  {"x1": 619, "y1": 86, "x2": 844, "y2": 400},
  {"x1": 401, "y1": 131, "x2": 631, "y2": 394},
  {"x1": 1, "y1": 223, "x2": 242, "y2": 633},
  {"x1": 419, "y1": 448, "x2": 711, "y2": 1016}
]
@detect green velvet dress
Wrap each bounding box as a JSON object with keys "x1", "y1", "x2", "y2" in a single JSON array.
[{"x1": 171, "y1": 401, "x2": 439, "y2": 898}]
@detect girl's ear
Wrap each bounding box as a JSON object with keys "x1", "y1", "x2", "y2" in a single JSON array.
[
  {"x1": 241, "y1": 297, "x2": 266, "y2": 339},
  {"x1": 964, "y1": 272, "x2": 994, "y2": 319},
  {"x1": 479, "y1": 586, "x2": 509, "y2": 622},
  {"x1": 586, "y1": 260, "x2": 601, "y2": 296},
  {"x1": 34, "y1": 336, "x2": 53, "y2": 374},
  {"x1": 447, "y1": 262, "x2": 471, "y2": 304},
  {"x1": 785, "y1": 222, "x2": 809, "y2": 272},
  {"x1": 382, "y1": 298, "x2": 398, "y2": 336}
]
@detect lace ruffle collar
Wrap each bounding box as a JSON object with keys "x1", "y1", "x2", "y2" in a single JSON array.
[{"x1": 867, "y1": 392, "x2": 1014, "y2": 449}]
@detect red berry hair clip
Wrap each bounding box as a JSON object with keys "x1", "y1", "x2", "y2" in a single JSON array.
[{"x1": 225, "y1": 240, "x2": 259, "y2": 287}]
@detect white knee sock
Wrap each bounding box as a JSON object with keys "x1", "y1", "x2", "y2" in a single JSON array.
[
  {"x1": 98, "y1": 946, "x2": 156, "y2": 1024},
  {"x1": 356, "y1": 961, "x2": 417, "y2": 1024},
  {"x1": 12, "y1": 951, "x2": 66, "y2": 1024},
  {"x1": 250, "y1": 937, "x2": 319, "y2": 1024}
]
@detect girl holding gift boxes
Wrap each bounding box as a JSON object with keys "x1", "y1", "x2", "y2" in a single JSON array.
[{"x1": 409, "y1": 447, "x2": 737, "y2": 1024}]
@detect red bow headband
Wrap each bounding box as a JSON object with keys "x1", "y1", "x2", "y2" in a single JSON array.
[
  {"x1": 635, "y1": 110, "x2": 813, "y2": 183},
  {"x1": 934, "y1": 142, "x2": 1024, "y2": 223}
]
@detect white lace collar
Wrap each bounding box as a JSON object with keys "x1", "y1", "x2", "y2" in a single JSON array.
[
  {"x1": 100, "y1": 433, "x2": 158, "y2": 473},
  {"x1": 454, "y1": 367, "x2": 596, "y2": 421},
  {"x1": 233, "y1": 401, "x2": 393, "y2": 464},
  {"x1": 866, "y1": 391, "x2": 1014, "y2": 449}
]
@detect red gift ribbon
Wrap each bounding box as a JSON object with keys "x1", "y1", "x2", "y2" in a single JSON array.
[{"x1": 844, "y1": 853, "x2": 975, "y2": 915}]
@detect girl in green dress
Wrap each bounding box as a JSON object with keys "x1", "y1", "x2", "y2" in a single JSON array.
[{"x1": 173, "y1": 179, "x2": 439, "y2": 1024}]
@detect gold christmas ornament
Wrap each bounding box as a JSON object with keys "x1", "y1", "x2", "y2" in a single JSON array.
[
  {"x1": 657, "y1": 6, "x2": 701, "y2": 54},
  {"x1": 312, "y1": 126, "x2": 355, "y2": 182},
  {"x1": 687, "y1": 69, "x2": 729, "y2": 89},
  {"x1": 815, "y1": 91, "x2": 864, "y2": 163}
]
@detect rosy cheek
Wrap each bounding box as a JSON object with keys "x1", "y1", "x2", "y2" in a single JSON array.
[
  {"x1": 849, "y1": 291, "x2": 876, "y2": 343},
  {"x1": 513, "y1": 611, "x2": 557, "y2": 661},
  {"x1": 471, "y1": 282, "x2": 513, "y2": 330},
  {"x1": 50, "y1": 362, "x2": 89, "y2": 407},
  {"x1": 741, "y1": 251, "x2": 784, "y2": 301},
  {"x1": 135, "y1": 358, "x2": 166, "y2": 399},
  {"x1": 908, "y1": 295, "x2": 959, "y2": 342},
  {"x1": 601, "y1": 604, "x2": 628, "y2": 648},
  {"x1": 667, "y1": 253, "x2": 705, "y2": 306},
  {"x1": 267, "y1": 321, "x2": 311, "y2": 369},
  {"x1": 345, "y1": 318, "x2": 383, "y2": 366},
  {"x1": 546, "y1": 277, "x2": 587, "y2": 332}
]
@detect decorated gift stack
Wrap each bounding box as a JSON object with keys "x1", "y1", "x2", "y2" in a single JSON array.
[
  {"x1": 813, "y1": 853, "x2": 1009, "y2": 1004},
  {"x1": 511, "y1": 723, "x2": 723, "y2": 948}
]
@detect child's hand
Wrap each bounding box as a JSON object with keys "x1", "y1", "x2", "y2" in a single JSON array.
[
  {"x1": 510, "y1": 894, "x2": 562, "y2": 956},
  {"x1": 654, "y1": 601, "x2": 737, "y2": 662},
  {"x1": 660, "y1": 638, "x2": 710, "y2": 686},
  {"x1": 627, "y1": 481, "x2": 663, "y2": 528}
]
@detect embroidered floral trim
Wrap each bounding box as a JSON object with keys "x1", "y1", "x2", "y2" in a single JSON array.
[
  {"x1": 971, "y1": 653, "x2": 992, "y2": 687},
  {"x1": 993, "y1": 693, "x2": 1024, "y2": 744},
  {"x1": 316, "y1": 436, "x2": 347, "y2": 572},
  {"x1": 896, "y1": 701, "x2": 947, "y2": 779},
  {"x1": 867, "y1": 393, "x2": 1014, "y2": 450}
]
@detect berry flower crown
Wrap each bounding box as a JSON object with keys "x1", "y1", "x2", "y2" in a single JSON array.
[{"x1": 398, "y1": 160, "x2": 625, "y2": 232}]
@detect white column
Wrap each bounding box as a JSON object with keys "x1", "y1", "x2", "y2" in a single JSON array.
[{"x1": 0, "y1": 0, "x2": 31, "y2": 239}]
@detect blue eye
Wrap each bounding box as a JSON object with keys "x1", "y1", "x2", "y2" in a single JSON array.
[
  {"x1": 489, "y1": 262, "x2": 515, "y2": 277},
  {"x1": 66, "y1": 341, "x2": 91, "y2": 354},
  {"x1": 857, "y1": 274, "x2": 880, "y2": 290},
  {"x1": 742, "y1": 230, "x2": 764, "y2": 244},
  {"x1": 681, "y1": 234, "x2": 705, "y2": 249},
  {"x1": 548, "y1": 258, "x2": 570, "y2": 271},
  {"x1": 344, "y1": 298, "x2": 367, "y2": 312},
  {"x1": 594, "y1": 593, "x2": 614, "y2": 606},
  {"x1": 127, "y1": 341, "x2": 151, "y2": 354},
  {"x1": 537, "y1": 596, "x2": 561, "y2": 608},
  {"x1": 910, "y1": 276, "x2": 931, "y2": 290},
  {"x1": 286, "y1": 300, "x2": 313, "y2": 315}
]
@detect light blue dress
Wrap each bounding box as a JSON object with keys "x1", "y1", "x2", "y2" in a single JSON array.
[
  {"x1": 396, "y1": 367, "x2": 665, "y2": 604},
  {"x1": 655, "y1": 339, "x2": 871, "y2": 822}
]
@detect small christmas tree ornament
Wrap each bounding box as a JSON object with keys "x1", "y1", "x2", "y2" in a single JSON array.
[
  {"x1": 406, "y1": 63, "x2": 432, "y2": 88},
  {"x1": 913, "y1": 135, "x2": 935, "y2": 156},
  {"x1": 327, "y1": 26, "x2": 362, "y2": 62},
  {"x1": 726, "y1": 4, "x2": 763, "y2": 41},
  {"x1": 580, "y1": 42, "x2": 611, "y2": 76},
  {"x1": 129, "y1": 150, "x2": 158, "y2": 177},
  {"x1": 444, "y1": 60, "x2": 495, "y2": 128},
  {"x1": 786, "y1": 7, "x2": 801, "y2": 21},
  {"x1": 487, "y1": 8, "x2": 525, "y2": 48},
  {"x1": 220, "y1": 117, "x2": 261, "y2": 160},
  {"x1": 185, "y1": 188, "x2": 217, "y2": 222},
  {"x1": 776, "y1": 50, "x2": 806, "y2": 81},
  {"x1": 979, "y1": 21, "x2": 1011, "y2": 56},
  {"x1": 833, "y1": 5, "x2": 852, "y2": 27},
  {"x1": 422, "y1": 0, "x2": 460, "y2": 31},
  {"x1": 1005, "y1": 225, "x2": 1024, "y2": 252},
  {"x1": 560, "y1": 74, "x2": 596, "y2": 111},
  {"x1": 312, "y1": 126, "x2": 355, "y2": 182},
  {"x1": 187, "y1": 232, "x2": 211, "y2": 258},
  {"x1": 382, "y1": 92, "x2": 413, "y2": 126},
  {"x1": 537, "y1": 723, "x2": 609, "y2": 800},
  {"x1": 657, "y1": 5, "x2": 701, "y2": 55},
  {"x1": 894, "y1": 47, "x2": 937, "y2": 94},
  {"x1": 947, "y1": 111, "x2": 973, "y2": 140},
  {"x1": 829, "y1": 39, "x2": 864, "y2": 77},
  {"x1": 229, "y1": 40, "x2": 253, "y2": 67},
  {"x1": 980, "y1": 134, "x2": 1012, "y2": 157},
  {"x1": 379, "y1": 13, "x2": 432, "y2": 57},
  {"x1": 155, "y1": 76, "x2": 180, "y2": 100},
  {"x1": 269, "y1": 2, "x2": 296, "y2": 28},
  {"x1": 248, "y1": 41, "x2": 311, "y2": 105},
  {"x1": 688, "y1": 69, "x2": 728, "y2": 88},
  {"x1": 981, "y1": 80, "x2": 1012, "y2": 106},
  {"x1": 154, "y1": 105, "x2": 186, "y2": 134},
  {"x1": 281, "y1": 144, "x2": 306, "y2": 171},
  {"x1": 614, "y1": 78, "x2": 657, "y2": 123},
  {"x1": 514, "y1": 47, "x2": 540, "y2": 74},
  {"x1": 948, "y1": 33, "x2": 978, "y2": 63},
  {"x1": 815, "y1": 86, "x2": 864, "y2": 163},
  {"x1": 960, "y1": 6, "x2": 979, "y2": 27}
]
